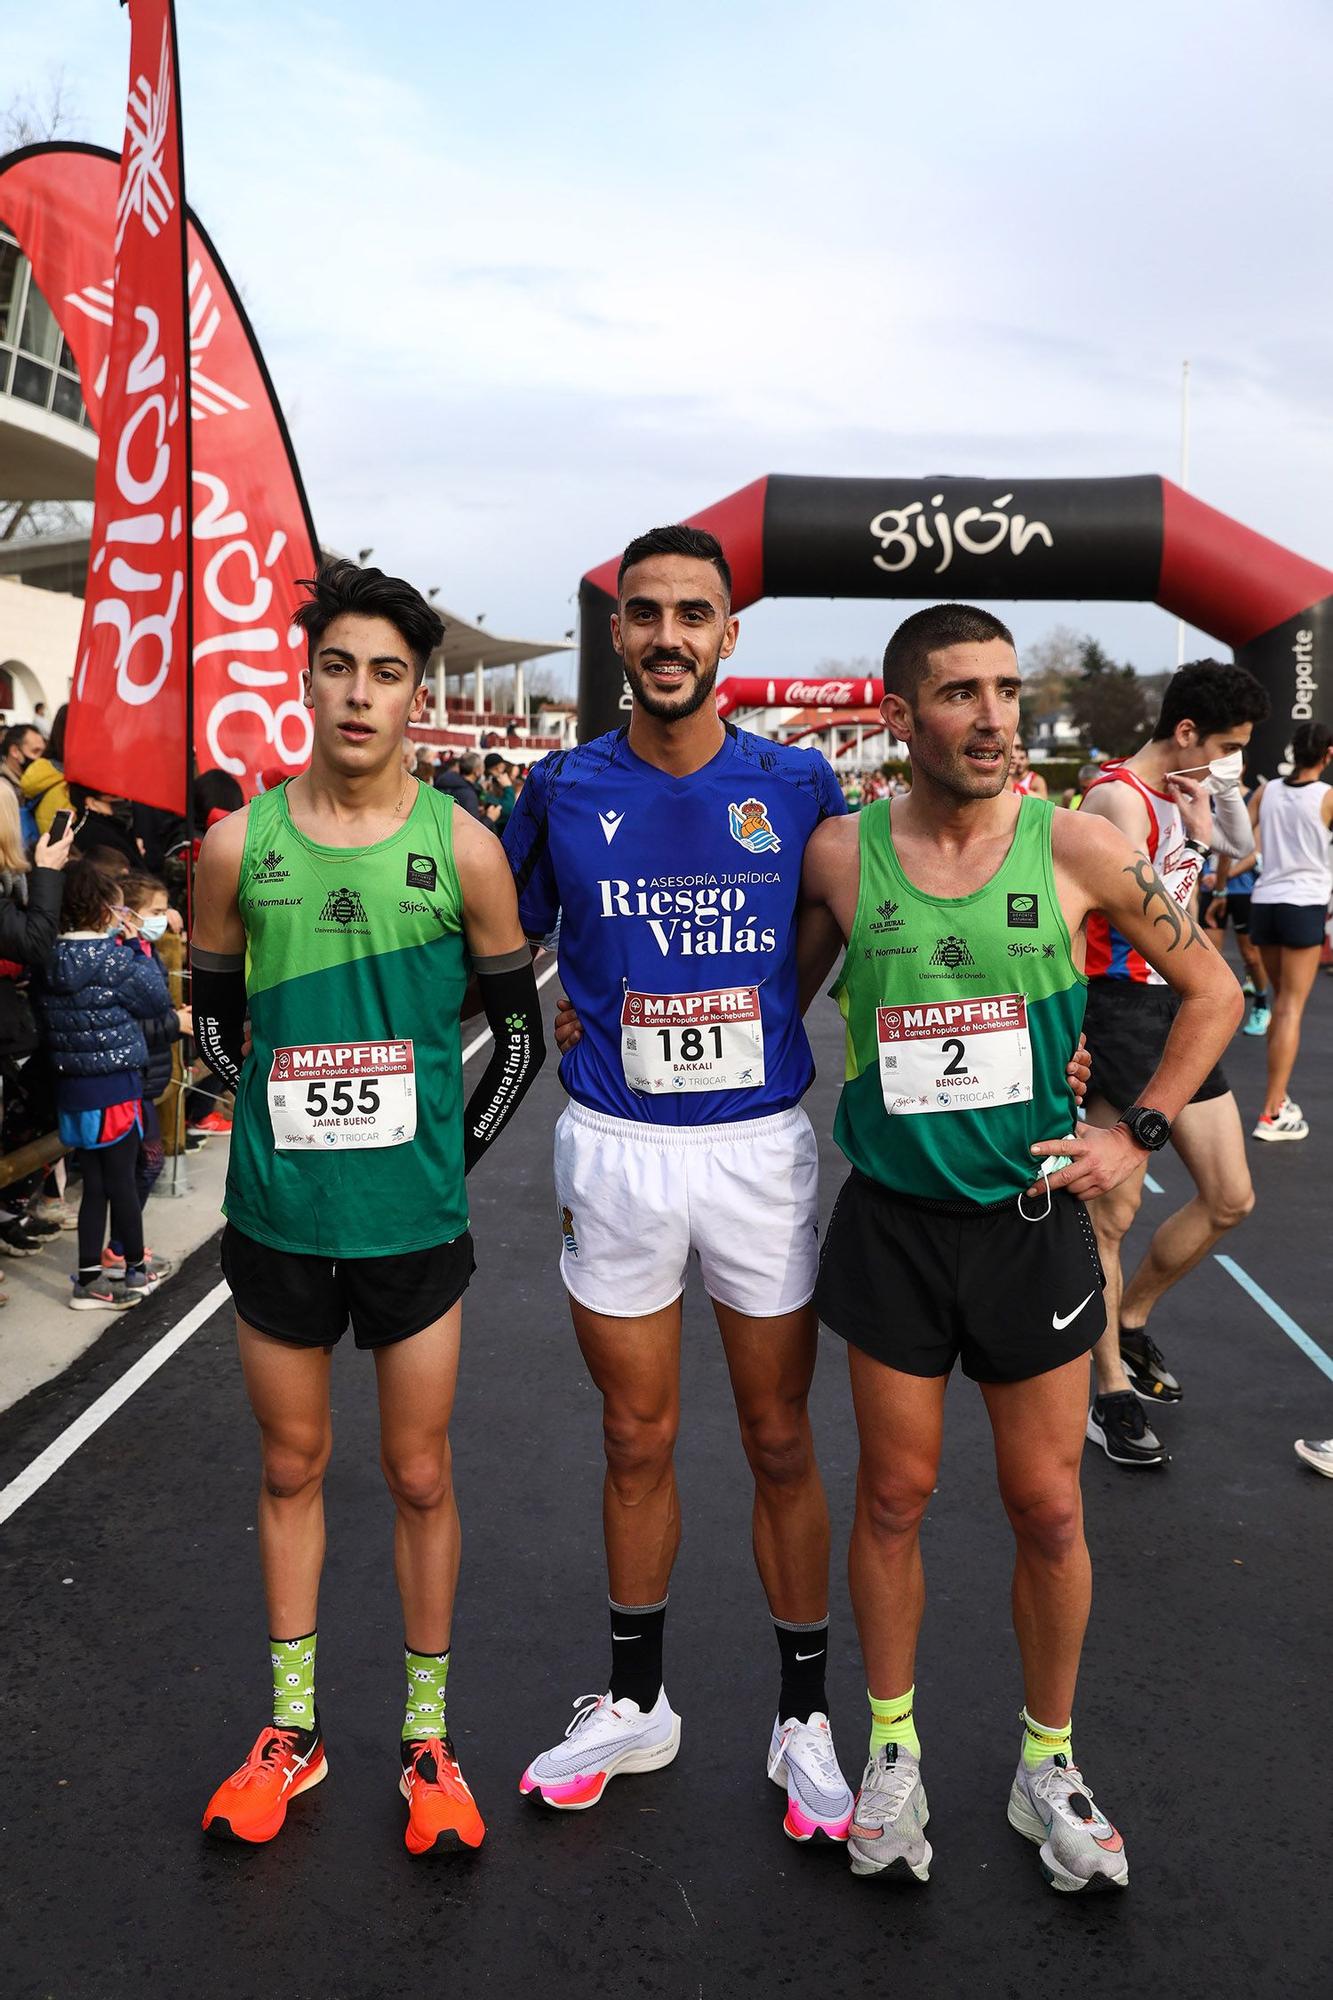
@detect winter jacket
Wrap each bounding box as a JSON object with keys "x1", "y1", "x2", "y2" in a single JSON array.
[
  {"x1": 432, "y1": 768, "x2": 484, "y2": 819},
  {"x1": 0, "y1": 866, "x2": 62, "y2": 970},
  {"x1": 127, "y1": 940, "x2": 182, "y2": 1098},
  {"x1": 19, "y1": 756, "x2": 70, "y2": 836},
  {"x1": 33, "y1": 933, "x2": 173, "y2": 1079}
]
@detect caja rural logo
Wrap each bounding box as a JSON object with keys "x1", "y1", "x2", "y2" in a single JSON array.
[{"x1": 728, "y1": 798, "x2": 780, "y2": 855}]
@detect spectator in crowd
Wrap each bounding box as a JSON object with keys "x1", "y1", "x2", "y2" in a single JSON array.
[
  {"x1": 101, "y1": 871, "x2": 191, "y2": 1286},
  {"x1": 433, "y1": 748, "x2": 485, "y2": 819},
  {"x1": 482, "y1": 753, "x2": 517, "y2": 832},
  {"x1": 414, "y1": 748, "x2": 437, "y2": 784},
  {"x1": 70, "y1": 785, "x2": 142, "y2": 870},
  {"x1": 32, "y1": 858, "x2": 181, "y2": 1311},
  {"x1": 20, "y1": 702, "x2": 71, "y2": 835},
  {"x1": 2, "y1": 724, "x2": 45, "y2": 848},
  {"x1": 0, "y1": 794, "x2": 77, "y2": 1279}
]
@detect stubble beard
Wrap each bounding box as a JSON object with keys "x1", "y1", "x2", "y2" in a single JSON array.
[{"x1": 624, "y1": 655, "x2": 721, "y2": 724}]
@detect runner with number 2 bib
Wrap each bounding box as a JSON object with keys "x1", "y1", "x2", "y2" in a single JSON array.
[
  {"x1": 191, "y1": 558, "x2": 544, "y2": 1856},
  {"x1": 800, "y1": 604, "x2": 1243, "y2": 1890}
]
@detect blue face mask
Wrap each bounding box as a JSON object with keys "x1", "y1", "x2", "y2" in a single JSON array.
[{"x1": 139, "y1": 912, "x2": 169, "y2": 942}]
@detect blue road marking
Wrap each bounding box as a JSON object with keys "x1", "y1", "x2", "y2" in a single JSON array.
[{"x1": 1216, "y1": 1255, "x2": 1333, "y2": 1385}]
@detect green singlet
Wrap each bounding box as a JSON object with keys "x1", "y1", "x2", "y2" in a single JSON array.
[
  {"x1": 224, "y1": 782, "x2": 469, "y2": 1258},
  {"x1": 832, "y1": 795, "x2": 1085, "y2": 1206}
]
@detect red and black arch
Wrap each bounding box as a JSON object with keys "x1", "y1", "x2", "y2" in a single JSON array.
[{"x1": 579, "y1": 474, "x2": 1332, "y2": 772}]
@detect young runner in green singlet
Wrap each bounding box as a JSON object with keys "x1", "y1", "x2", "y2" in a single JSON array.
[
  {"x1": 798, "y1": 603, "x2": 1242, "y2": 1894},
  {"x1": 191, "y1": 558, "x2": 544, "y2": 1857}
]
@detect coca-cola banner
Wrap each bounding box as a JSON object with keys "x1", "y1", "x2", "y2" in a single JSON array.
[
  {"x1": 714, "y1": 677, "x2": 881, "y2": 717},
  {"x1": 0, "y1": 137, "x2": 318, "y2": 804},
  {"x1": 578, "y1": 473, "x2": 1333, "y2": 773}
]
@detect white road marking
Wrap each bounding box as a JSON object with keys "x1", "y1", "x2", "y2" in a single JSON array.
[{"x1": 0, "y1": 956, "x2": 563, "y2": 1527}]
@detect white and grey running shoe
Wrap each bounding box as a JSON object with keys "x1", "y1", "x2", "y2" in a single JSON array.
[
  {"x1": 767, "y1": 1713, "x2": 854, "y2": 1842},
  {"x1": 846, "y1": 1744, "x2": 931, "y2": 1881},
  {"x1": 1294, "y1": 1438, "x2": 1333, "y2": 1478},
  {"x1": 1253, "y1": 1102, "x2": 1309, "y2": 1142},
  {"x1": 1086, "y1": 1392, "x2": 1167, "y2": 1466},
  {"x1": 1007, "y1": 1751, "x2": 1129, "y2": 1893},
  {"x1": 518, "y1": 1689, "x2": 680, "y2": 1810}
]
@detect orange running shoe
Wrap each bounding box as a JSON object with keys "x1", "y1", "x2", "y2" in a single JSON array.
[
  {"x1": 400, "y1": 1736, "x2": 486, "y2": 1855},
  {"x1": 202, "y1": 1719, "x2": 327, "y2": 1843}
]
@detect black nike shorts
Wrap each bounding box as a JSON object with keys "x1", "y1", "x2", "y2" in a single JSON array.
[
  {"x1": 220, "y1": 1223, "x2": 475, "y2": 1349},
  {"x1": 1082, "y1": 978, "x2": 1229, "y2": 1112},
  {"x1": 1217, "y1": 892, "x2": 1251, "y2": 935},
  {"x1": 815, "y1": 1170, "x2": 1105, "y2": 1383}
]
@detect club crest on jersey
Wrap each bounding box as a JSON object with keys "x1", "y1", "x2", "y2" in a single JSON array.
[{"x1": 728, "y1": 797, "x2": 780, "y2": 855}]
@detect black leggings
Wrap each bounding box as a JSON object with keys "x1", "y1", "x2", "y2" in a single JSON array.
[{"x1": 77, "y1": 1131, "x2": 144, "y2": 1275}]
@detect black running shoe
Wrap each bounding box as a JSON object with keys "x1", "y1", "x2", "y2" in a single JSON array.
[
  {"x1": 0, "y1": 1215, "x2": 46, "y2": 1257},
  {"x1": 1086, "y1": 1392, "x2": 1168, "y2": 1467},
  {"x1": 1119, "y1": 1328, "x2": 1181, "y2": 1404}
]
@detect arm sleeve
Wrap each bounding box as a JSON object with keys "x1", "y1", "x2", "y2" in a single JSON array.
[
  {"x1": 501, "y1": 764, "x2": 560, "y2": 939},
  {"x1": 0, "y1": 867, "x2": 62, "y2": 969},
  {"x1": 462, "y1": 950, "x2": 547, "y2": 1173},
  {"x1": 1210, "y1": 786, "x2": 1254, "y2": 861},
  {"x1": 192, "y1": 956, "x2": 247, "y2": 1092}
]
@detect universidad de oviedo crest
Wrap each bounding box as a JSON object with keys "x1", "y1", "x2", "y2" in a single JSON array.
[{"x1": 728, "y1": 798, "x2": 781, "y2": 855}]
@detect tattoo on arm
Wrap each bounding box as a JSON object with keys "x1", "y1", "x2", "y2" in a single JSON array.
[{"x1": 1124, "y1": 858, "x2": 1208, "y2": 953}]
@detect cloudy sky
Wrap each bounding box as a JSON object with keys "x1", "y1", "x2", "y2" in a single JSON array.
[{"x1": 9, "y1": 0, "x2": 1333, "y2": 687}]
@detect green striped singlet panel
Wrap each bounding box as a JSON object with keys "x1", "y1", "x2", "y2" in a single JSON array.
[
  {"x1": 224, "y1": 782, "x2": 470, "y2": 1257},
  {"x1": 832, "y1": 796, "x2": 1086, "y2": 1206}
]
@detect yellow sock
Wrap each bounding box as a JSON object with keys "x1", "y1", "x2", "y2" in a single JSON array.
[
  {"x1": 1020, "y1": 1706, "x2": 1072, "y2": 1769},
  {"x1": 868, "y1": 1686, "x2": 919, "y2": 1761}
]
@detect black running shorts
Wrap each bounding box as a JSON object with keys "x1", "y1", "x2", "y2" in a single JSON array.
[
  {"x1": 221, "y1": 1223, "x2": 475, "y2": 1349},
  {"x1": 1217, "y1": 892, "x2": 1251, "y2": 934},
  {"x1": 1248, "y1": 901, "x2": 1328, "y2": 950},
  {"x1": 1082, "y1": 978, "x2": 1229, "y2": 1112},
  {"x1": 815, "y1": 1170, "x2": 1106, "y2": 1383}
]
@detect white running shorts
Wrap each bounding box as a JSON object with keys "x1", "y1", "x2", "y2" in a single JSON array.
[{"x1": 552, "y1": 1101, "x2": 820, "y2": 1319}]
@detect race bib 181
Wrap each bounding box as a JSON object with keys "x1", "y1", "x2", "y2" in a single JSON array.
[
  {"x1": 621, "y1": 987, "x2": 765, "y2": 1095},
  {"x1": 267, "y1": 1040, "x2": 417, "y2": 1149},
  {"x1": 876, "y1": 993, "x2": 1032, "y2": 1115}
]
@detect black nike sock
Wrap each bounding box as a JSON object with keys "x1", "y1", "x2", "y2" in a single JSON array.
[
  {"x1": 608, "y1": 1596, "x2": 667, "y2": 1710},
  {"x1": 775, "y1": 1615, "x2": 829, "y2": 1723}
]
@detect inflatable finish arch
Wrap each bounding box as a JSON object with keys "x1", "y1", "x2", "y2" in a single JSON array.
[{"x1": 578, "y1": 476, "x2": 1333, "y2": 773}]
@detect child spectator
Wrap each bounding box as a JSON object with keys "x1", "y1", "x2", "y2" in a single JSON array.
[
  {"x1": 100, "y1": 872, "x2": 193, "y2": 1285},
  {"x1": 32, "y1": 859, "x2": 185, "y2": 1311}
]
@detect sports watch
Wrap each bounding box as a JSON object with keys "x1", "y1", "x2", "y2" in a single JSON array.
[{"x1": 1119, "y1": 1105, "x2": 1171, "y2": 1152}]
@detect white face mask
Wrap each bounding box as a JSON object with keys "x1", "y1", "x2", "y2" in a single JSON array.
[
  {"x1": 139, "y1": 912, "x2": 169, "y2": 942},
  {"x1": 1176, "y1": 748, "x2": 1245, "y2": 794}
]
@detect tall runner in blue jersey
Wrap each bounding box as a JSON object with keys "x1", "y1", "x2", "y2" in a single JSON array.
[{"x1": 504, "y1": 526, "x2": 857, "y2": 1842}]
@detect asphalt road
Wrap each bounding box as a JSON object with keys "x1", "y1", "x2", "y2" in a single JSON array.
[{"x1": 2, "y1": 960, "x2": 1330, "y2": 2000}]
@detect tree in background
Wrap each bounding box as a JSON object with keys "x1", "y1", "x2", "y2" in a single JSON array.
[
  {"x1": 1068, "y1": 637, "x2": 1152, "y2": 756},
  {"x1": 1020, "y1": 624, "x2": 1083, "y2": 719}
]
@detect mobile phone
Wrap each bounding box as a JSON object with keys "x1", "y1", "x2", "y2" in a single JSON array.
[{"x1": 47, "y1": 809, "x2": 73, "y2": 842}]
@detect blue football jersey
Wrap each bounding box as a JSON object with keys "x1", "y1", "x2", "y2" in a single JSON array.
[{"x1": 503, "y1": 724, "x2": 846, "y2": 1124}]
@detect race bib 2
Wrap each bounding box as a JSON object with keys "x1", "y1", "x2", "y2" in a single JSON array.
[{"x1": 877, "y1": 993, "x2": 1033, "y2": 1115}]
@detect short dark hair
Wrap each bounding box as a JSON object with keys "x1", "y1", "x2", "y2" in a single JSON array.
[
  {"x1": 1151, "y1": 660, "x2": 1270, "y2": 740},
  {"x1": 483, "y1": 752, "x2": 510, "y2": 773},
  {"x1": 194, "y1": 768, "x2": 246, "y2": 825},
  {"x1": 61, "y1": 857, "x2": 122, "y2": 932},
  {"x1": 617, "y1": 525, "x2": 732, "y2": 604},
  {"x1": 47, "y1": 703, "x2": 68, "y2": 764},
  {"x1": 2, "y1": 722, "x2": 40, "y2": 759},
  {"x1": 1291, "y1": 719, "x2": 1332, "y2": 768},
  {"x1": 882, "y1": 603, "x2": 1016, "y2": 705},
  {"x1": 293, "y1": 556, "x2": 444, "y2": 683}
]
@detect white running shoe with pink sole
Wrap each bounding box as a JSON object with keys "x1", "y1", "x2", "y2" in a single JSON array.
[
  {"x1": 767, "y1": 1712, "x2": 854, "y2": 1841},
  {"x1": 519, "y1": 1689, "x2": 680, "y2": 1809}
]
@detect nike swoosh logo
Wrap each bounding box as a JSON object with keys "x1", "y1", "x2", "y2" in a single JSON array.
[
  {"x1": 611, "y1": 1632, "x2": 639, "y2": 1641},
  {"x1": 599, "y1": 810, "x2": 624, "y2": 843},
  {"x1": 1051, "y1": 1290, "x2": 1095, "y2": 1331},
  {"x1": 794, "y1": 1650, "x2": 825, "y2": 1662}
]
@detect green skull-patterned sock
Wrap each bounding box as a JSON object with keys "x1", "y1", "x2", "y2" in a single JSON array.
[
  {"x1": 270, "y1": 1630, "x2": 317, "y2": 1731},
  {"x1": 403, "y1": 1645, "x2": 450, "y2": 1742}
]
